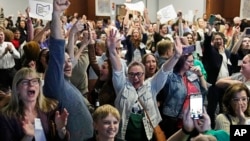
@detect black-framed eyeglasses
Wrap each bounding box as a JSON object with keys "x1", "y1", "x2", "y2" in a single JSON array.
[
  {"x1": 17, "y1": 78, "x2": 40, "y2": 86},
  {"x1": 128, "y1": 72, "x2": 144, "y2": 78}
]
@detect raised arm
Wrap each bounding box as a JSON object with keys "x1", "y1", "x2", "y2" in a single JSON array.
[
  {"x1": 107, "y1": 27, "x2": 122, "y2": 72},
  {"x1": 51, "y1": 0, "x2": 70, "y2": 39},
  {"x1": 162, "y1": 36, "x2": 183, "y2": 72},
  {"x1": 231, "y1": 27, "x2": 244, "y2": 54},
  {"x1": 66, "y1": 20, "x2": 84, "y2": 67},
  {"x1": 25, "y1": 7, "x2": 34, "y2": 41},
  {"x1": 143, "y1": 8, "x2": 151, "y2": 25},
  {"x1": 32, "y1": 22, "x2": 50, "y2": 43}
]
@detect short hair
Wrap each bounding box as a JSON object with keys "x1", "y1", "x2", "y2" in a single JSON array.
[
  {"x1": 211, "y1": 32, "x2": 225, "y2": 41},
  {"x1": 95, "y1": 40, "x2": 106, "y2": 52},
  {"x1": 157, "y1": 39, "x2": 173, "y2": 56},
  {"x1": 92, "y1": 104, "x2": 120, "y2": 123},
  {"x1": 128, "y1": 61, "x2": 145, "y2": 74},
  {"x1": 222, "y1": 83, "x2": 250, "y2": 116}
]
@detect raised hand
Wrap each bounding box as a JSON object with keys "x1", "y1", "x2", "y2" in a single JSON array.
[
  {"x1": 55, "y1": 108, "x2": 69, "y2": 130},
  {"x1": 70, "y1": 20, "x2": 84, "y2": 34},
  {"x1": 174, "y1": 36, "x2": 184, "y2": 56},
  {"x1": 53, "y1": 0, "x2": 70, "y2": 13},
  {"x1": 106, "y1": 27, "x2": 118, "y2": 52}
]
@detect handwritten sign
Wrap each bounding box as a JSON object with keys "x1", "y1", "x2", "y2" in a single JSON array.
[
  {"x1": 124, "y1": 1, "x2": 145, "y2": 14},
  {"x1": 29, "y1": 0, "x2": 53, "y2": 20},
  {"x1": 157, "y1": 4, "x2": 177, "y2": 24}
]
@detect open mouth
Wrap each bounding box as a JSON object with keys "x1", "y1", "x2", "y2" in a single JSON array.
[{"x1": 28, "y1": 90, "x2": 35, "y2": 96}]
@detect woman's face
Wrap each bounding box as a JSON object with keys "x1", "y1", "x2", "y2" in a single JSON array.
[
  {"x1": 230, "y1": 90, "x2": 249, "y2": 114},
  {"x1": 128, "y1": 65, "x2": 145, "y2": 89},
  {"x1": 144, "y1": 55, "x2": 157, "y2": 77},
  {"x1": 240, "y1": 55, "x2": 250, "y2": 77},
  {"x1": 94, "y1": 113, "x2": 119, "y2": 139},
  {"x1": 198, "y1": 18, "x2": 205, "y2": 28},
  {"x1": 186, "y1": 34, "x2": 194, "y2": 45},
  {"x1": 17, "y1": 75, "x2": 40, "y2": 104},
  {"x1": 13, "y1": 31, "x2": 21, "y2": 39},
  {"x1": 183, "y1": 55, "x2": 194, "y2": 71},
  {"x1": 100, "y1": 62, "x2": 110, "y2": 81},
  {"x1": 241, "y1": 37, "x2": 250, "y2": 50},
  {"x1": 132, "y1": 29, "x2": 140, "y2": 40}
]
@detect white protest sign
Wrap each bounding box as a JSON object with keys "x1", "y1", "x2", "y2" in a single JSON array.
[
  {"x1": 183, "y1": 10, "x2": 194, "y2": 23},
  {"x1": 157, "y1": 4, "x2": 177, "y2": 24},
  {"x1": 124, "y1": 1, "x2": 145, "y2": 14},
  {"x1": 29, "y1": 0, "x2": 53, "y2": 21}
]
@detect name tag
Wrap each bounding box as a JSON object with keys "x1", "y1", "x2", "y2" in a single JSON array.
[{"x1": 238, "y1": 60, "x2": 242, "y2": 66}]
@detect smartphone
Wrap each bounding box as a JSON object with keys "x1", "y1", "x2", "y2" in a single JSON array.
[
  {"x1": 245, "y1": 27, "x2": 250, "y2": 36},
  {"x1": 190, "y1": 94, "x2": 203, "y2": 119},
  {"x1": 208, "y1": 14, "x2": 216, "y2": 25},
  {"x1": 182, "y1": 45, "x2": 196, "y2": 54}
]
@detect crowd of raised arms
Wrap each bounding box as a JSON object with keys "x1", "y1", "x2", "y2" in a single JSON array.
[{"x1": 0, "y1": 0, "x2": 250, "y2": 141}]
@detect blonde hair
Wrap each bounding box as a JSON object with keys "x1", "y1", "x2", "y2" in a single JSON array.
[
  {"x1": 1, "y1": 68, "x2": 58, "y2": 118},
  {"x1": 92, "y1": 104, "x2": 120, "y2": 123},
  {"x1": 95, "y1": 40, "x2": 106, "y2": 53}
]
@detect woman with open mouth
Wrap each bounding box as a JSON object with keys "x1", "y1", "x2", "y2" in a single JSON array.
[{"x1": 0, "y1": 67, "x2": 70, "y2": 141}]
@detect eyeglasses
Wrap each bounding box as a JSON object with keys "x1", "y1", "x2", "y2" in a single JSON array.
[
  {"x1": 231, "y1": 97, "x2": 249, "y2": 103},
  {"x1": 18, "y1": 78, "x2": 40, "y2": 86},
  {"x1": 186, "y1": 60, "x2": 194, "y2": 63},
  {"x1": 128, "y1": 72, "x2": 144, "y2": 78}
]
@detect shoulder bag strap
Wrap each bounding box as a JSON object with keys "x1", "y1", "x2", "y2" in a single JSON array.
[{"x1": 138, "y1": 98, "x2": 154, "y2": 129}]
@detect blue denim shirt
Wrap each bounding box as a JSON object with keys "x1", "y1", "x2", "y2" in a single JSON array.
[{"x1": 161, "y1": 71, "x2": 206, "y2": 118}]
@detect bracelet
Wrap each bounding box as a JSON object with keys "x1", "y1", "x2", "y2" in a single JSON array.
[{"x1": 182, "y1": 127, "x2": 192, "y2": 135}]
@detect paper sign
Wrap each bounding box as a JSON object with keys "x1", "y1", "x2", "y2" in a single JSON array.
[
  {"x1": 184, "y1": 10, "x2": 194, "y2": 23},
  {"x1": 157, "y1": 4, "x2": 177, "y2": 24},
  {"x1": 29, "y1": 0, "x2": 53, "y2": 21},
  {"x1": 124, "y1": 1, "x2": 145, "y2": 14}
]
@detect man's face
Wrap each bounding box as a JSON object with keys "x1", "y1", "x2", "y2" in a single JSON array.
[
  {"x1": 64, "y1": 53, "x2": 73, "y2": 78},
  {"x1": 160, "y1": 25, "x2": 168, "y2": 34},
  {"x1": 213, "y1": 35, "x2": 223, "y2": 48}
]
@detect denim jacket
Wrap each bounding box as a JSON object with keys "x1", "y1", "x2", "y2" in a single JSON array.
[
  {"x1": 112, "y1": 66, "x2": 170, "y2": 140},
  {"x1": 161, "y1": 71, "x2": 206, "y2": 118}
]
